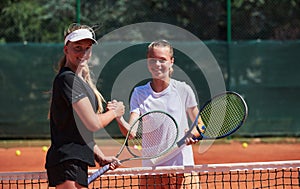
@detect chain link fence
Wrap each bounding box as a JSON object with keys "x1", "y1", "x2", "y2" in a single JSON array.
[{"x1": 1, "y1": 0, "x2": 300, "y2": 138}]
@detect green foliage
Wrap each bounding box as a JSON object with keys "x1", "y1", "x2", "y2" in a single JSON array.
[
  {"x1": 0, "y1": 0, "x2": 299, "y2": 43},
  {"x1": 231, "y1": 0, "x2": 300, "y2": 39},
  {"x1": 2, "y1": 0, "x2": 43, "y2": 42}
]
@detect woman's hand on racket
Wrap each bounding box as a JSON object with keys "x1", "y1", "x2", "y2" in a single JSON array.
[
  {"x1": 184, "y1": 106, "x2": 205, "y2": 145},
  {"x1": 184, "y1": 124, "x2": 206, "y2": 145},
  {"x1": 93, "y1": 145, "x2": 121, "y2": 170},
  {"x1": 96, "y1": 155, "x2": 121, "y2": 170},
  {"x1": 185, "y1": 136, "x2": 199, "y2": 145},
  {"x1": 108, "y1": 161, "x2": 121, "y2": 170}
]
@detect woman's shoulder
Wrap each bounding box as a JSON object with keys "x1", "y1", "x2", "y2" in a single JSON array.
[
  {"x1": 55, "y1": 67, "x2": 75, "y2": 82},
  {"x1": 171, "y1": 79, "x2": 195, "y2": 97},
  {"x1": 171, "y1": 79, "x2": 190, "y2": 89},
  {"x1": 57, "y1": 67, "x2": 75, "y2": 77},
  {"x1": 133, "y1": 81, "x2": 151, "y2": 91},
  {"x1": 53, "y1": 68, "x2": 78, "y2": 89}
]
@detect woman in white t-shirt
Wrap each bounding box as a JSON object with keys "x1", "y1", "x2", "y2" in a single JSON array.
[
  {"x1": 113, "y1": 39, "x2": 204, "y2": 188},
  {"x1": 115, "y1": 39, "x2": 204, "y2": 166}
]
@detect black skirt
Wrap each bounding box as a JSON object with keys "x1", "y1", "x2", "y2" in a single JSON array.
[{"x1": 46, "y1": 159, "x2": 88, "y2": 187}]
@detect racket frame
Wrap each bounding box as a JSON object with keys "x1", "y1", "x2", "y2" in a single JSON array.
[
  {"x1": 151, "y1": 91, "x2": 248, "y2": 165},
  {"x1": 117, "y1": 110, "x2": 179, "y2": 162},
  {"x1": 198, "y1": 91, "x2": 248, "y2": 140},
  {"x1": 88, "y1": 110, "x2": 178, "y2": 184}
]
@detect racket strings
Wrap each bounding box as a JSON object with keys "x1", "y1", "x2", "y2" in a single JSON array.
[
  {"x1": 127, "y1": 112, "x2": 178, "y2": 158},
  {"x1": 200, "y1": 94, "x2": 246, "y2": 138}
]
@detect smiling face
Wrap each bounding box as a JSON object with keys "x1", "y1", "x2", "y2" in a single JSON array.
[
  {"x1": 64, "y1": 39, "x2": 93, "y2": 71},
  {"x1": 147, "y1": 46, "x2": 174, "y2": 80}
]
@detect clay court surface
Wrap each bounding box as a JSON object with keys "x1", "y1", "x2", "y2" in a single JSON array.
[{"x1": 0, "y1": 138, "x2": 299, "y2": 172}]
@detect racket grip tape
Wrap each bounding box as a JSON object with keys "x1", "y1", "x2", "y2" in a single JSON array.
[
  {"x1": 88, "y1": 164, "x2": 110, "y2": 184},
  {"x1": 193, "y1": 125, "x2": 206, "y2": 140}
]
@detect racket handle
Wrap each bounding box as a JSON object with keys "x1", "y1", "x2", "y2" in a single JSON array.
[
  {"x1": 88, "y1": 164, "x2": 110, "y2": 184},
  {"x1": 192, "y1": 135, "x2": 203, "y2": 140},
  {"x1": 193, "y1": 125, "x2": 206, "y2": 140}
]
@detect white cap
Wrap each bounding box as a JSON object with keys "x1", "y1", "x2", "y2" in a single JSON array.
[{"x1": 64, "y1": 29, "x2": 97, "y2": 45}]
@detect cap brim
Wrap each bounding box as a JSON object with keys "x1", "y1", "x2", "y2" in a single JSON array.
[
  {"x1": 64, "y1": 28, "x2": 98, "y2": 45},
  {"x1": 69, "y1": 36, "x2": 98, "y2": 44}
]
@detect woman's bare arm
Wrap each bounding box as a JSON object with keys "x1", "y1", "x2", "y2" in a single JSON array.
[{"x1": 73, "y1": 97, "x2": 124, "y2": 132}]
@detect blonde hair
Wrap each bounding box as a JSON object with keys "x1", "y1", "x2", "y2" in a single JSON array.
[
  {"x1": 81, "y1": 64, "x2": 106, "y2": 113},
  {"x1": 147, "y1": 39, "x2": 174, "y2": 76},
  {"x1": 48, "y1": 23, "x2": 105, "y2": 119}
]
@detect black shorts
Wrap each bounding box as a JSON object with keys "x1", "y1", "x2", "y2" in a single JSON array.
[{"x1": 46, "y1": 159, "x2": 88, "y2": 187}]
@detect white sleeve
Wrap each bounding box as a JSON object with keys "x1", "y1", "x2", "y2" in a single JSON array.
[
  {"x1": 185, "y1": 84, "x2": 198, "y2": 109},
  {"x1": 129, "y1": 88, "x2": 140, "y2": 115}
]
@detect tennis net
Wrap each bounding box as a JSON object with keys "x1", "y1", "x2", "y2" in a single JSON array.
[{"x1": 0, "y1": 160, "x2": 299, "y2": 189}]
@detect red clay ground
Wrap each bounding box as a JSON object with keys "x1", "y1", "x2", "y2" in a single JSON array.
[{"x1": 1, "y1": 139, "x2": 299, "y2": 172}]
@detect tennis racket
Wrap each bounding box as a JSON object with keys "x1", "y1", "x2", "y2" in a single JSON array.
[
  {"x1": 88, "y1": 110, "x2": 179, "y2": 184},
  {"x1": 152, "y1": 91, "x2": 248, "y2": 164}
]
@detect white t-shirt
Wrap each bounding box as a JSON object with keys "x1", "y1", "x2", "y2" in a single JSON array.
[{"x1": 130, "y1": 79, "x2": 198, "y2": 166}]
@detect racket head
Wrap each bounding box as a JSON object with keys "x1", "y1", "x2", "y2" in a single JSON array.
[
  {"x1": 198, "y1": 91, "x2": 248, "y2": 139},
  {"x1": 124, "y1": 110, "x2": 179, "y2": 160}
]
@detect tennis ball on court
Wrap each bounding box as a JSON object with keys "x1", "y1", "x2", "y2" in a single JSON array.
[
  {"x1": 242, "y1": 142, "x2": 248, "y2": 148},
  {"x1": 15, "y1": 150, "x2": 21, "y2": 156},
  {"x1": 133, "y1": 145, "x2": 142, "y2": 150},
  {"x1": 42, "y1": 146, "x2": 48, "y2": 152}
]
